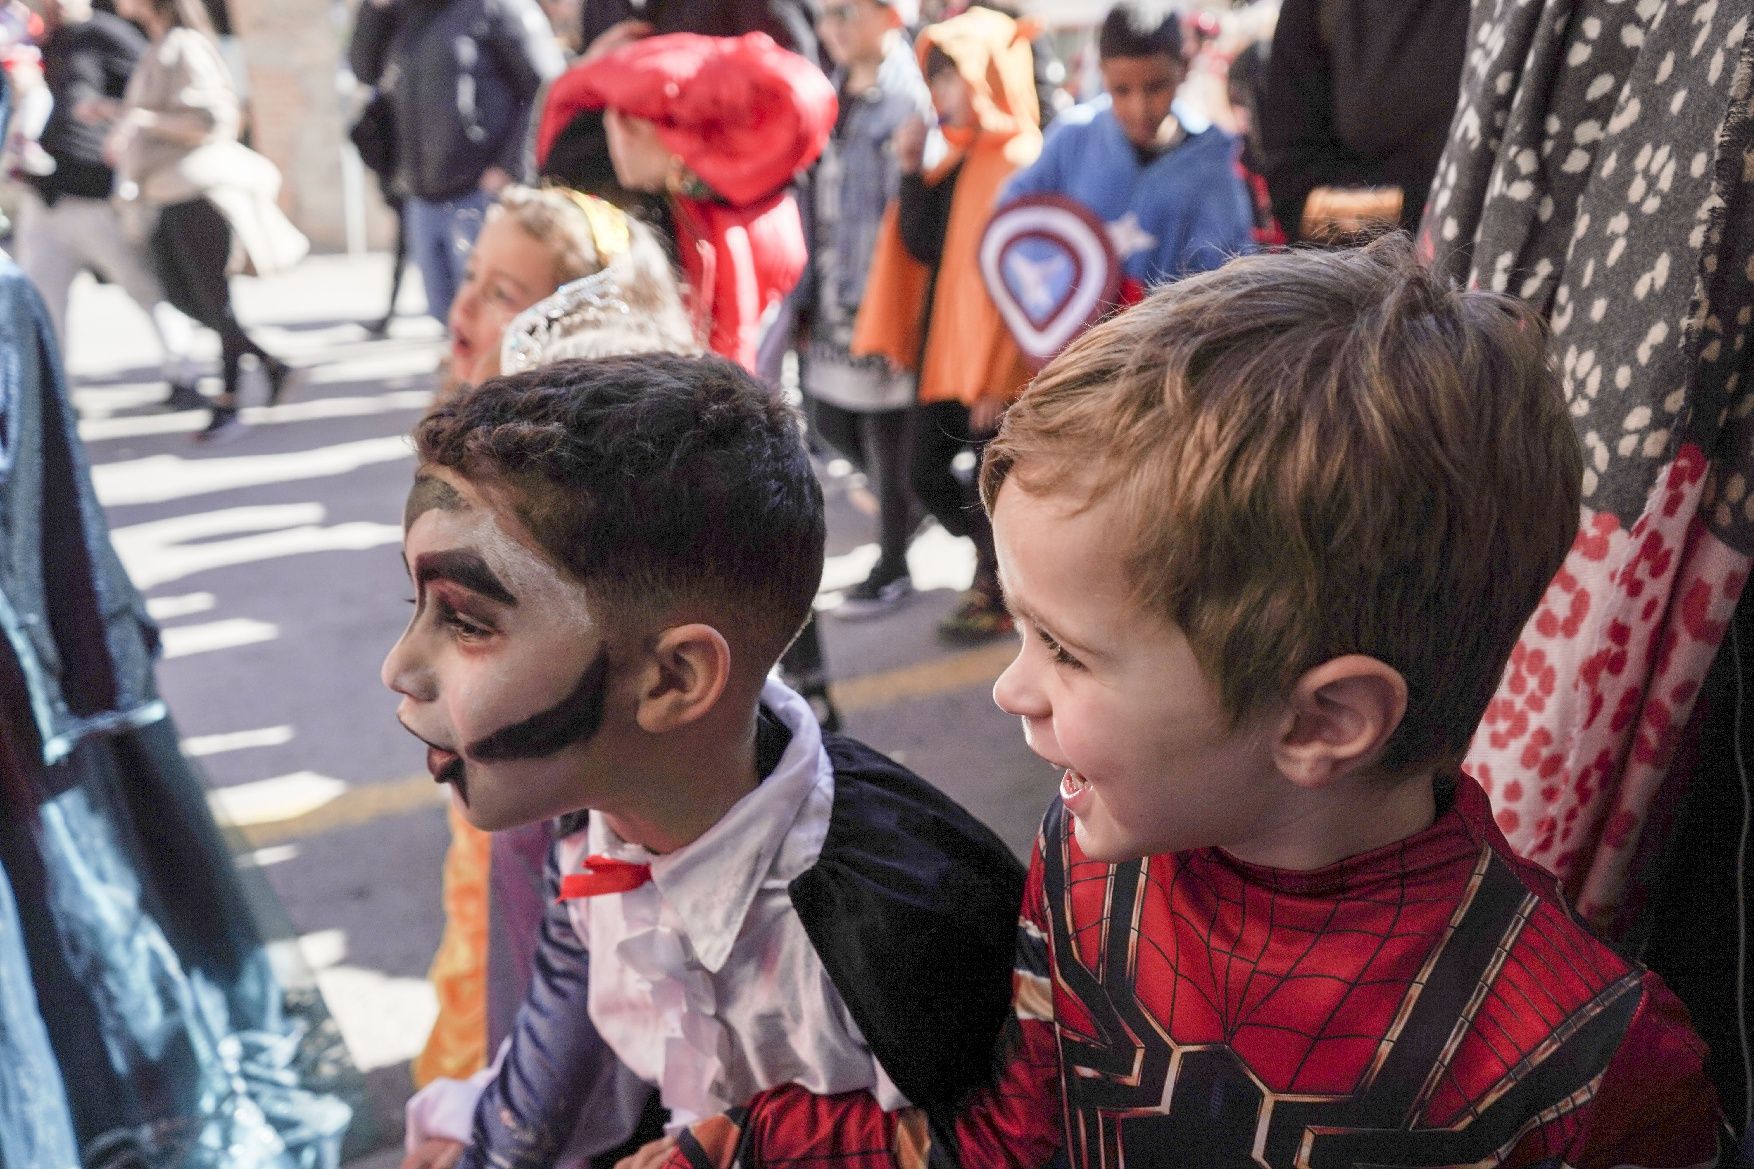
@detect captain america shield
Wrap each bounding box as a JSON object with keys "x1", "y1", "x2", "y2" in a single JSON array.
[{"x1": 979, "y1": 194, "x2": 1122, "y2": 371}]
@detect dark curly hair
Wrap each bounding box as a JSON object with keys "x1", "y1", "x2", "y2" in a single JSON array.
[{"x1": 414, "y1": 354, "x2": 825, "y2": 673}]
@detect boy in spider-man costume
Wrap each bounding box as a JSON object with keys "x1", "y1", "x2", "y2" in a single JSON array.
[{"x1": 654, "y1": 234, "x2": 1728, "y2": 1167}]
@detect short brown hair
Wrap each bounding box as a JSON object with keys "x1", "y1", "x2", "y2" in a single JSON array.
[
  {"x1": 981, "y1": 234, "x2": 1581, "y2": 776},
  {"x1": 416, "y1": 354, "x2": 825, "y2": 675}
]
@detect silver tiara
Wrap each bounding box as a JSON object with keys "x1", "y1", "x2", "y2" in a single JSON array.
[{"x1": 499, "y1": 269, "x2": 635, "y2": 375}]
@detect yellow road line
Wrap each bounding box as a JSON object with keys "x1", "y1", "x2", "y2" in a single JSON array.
[
  {"x1": 233, "y1": 642, "x2": 1017, "y2": 847},
  {"x1": 831, "y1": 642, "x2": 1015, "y2": 713},
  {"x1": 236, "y1": 773, "x2": 445, "y2": 848}
]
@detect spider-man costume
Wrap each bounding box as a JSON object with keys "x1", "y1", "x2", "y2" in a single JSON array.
[{"x1": 664, "y1": 774, "x2": 1723, "y2": 1167}]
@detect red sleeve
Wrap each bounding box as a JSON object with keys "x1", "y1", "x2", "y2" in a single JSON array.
[
  {"x1": 1558, "y1": 971, "x2": 1724, "y2": 1168},
  {"x1": 663, "y1": 845, "x2": 1064, "y2": 1169},
  {"x1": 681, "y1": 195, "x2": 808, "y2": 374}
]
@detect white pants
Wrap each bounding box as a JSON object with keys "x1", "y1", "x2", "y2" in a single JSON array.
[{"x1": 12, "y1": 188, "x2": 195, "y2": 381}]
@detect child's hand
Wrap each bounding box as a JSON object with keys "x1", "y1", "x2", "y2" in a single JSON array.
[
  {"x1": 614, "y1": 1134, "x2": 677, "y2": 1169},
  {"x1": 72, "y1": 96, "x2": 121, "y2": 125},
  {"x1": 400, "y1": 1138, "x2": 465, "y2": 1169},
  {"x1": 582, "y1": 18, "x2": 654, "y2": 63},
  {"x1": 102, "y1": 115, "x2": 139, "y2": 168},
  {"x1": 891, "y1": 115, "x2": 928, "y2": 175},
  {"x1": 969, "y1": 395, "x2": 1007, "y2": 436}
]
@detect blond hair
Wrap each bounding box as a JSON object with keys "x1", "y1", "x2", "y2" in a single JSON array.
[
  {"x1": 981, "y1": 234, "x2": 1582, "y2": 777},
  {"x1": 490, "y1": 185, "x2": 696, "y2": 356}
]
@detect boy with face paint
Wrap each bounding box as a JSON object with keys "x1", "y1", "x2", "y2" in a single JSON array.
[
  {"x1": 383, "y1": 354, "x2": 1024, "y2": 1169},
  {"x1": 997, "y1": 1, "x2": 1255, "y2": 301}
]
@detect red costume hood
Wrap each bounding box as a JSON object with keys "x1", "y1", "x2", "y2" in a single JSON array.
[{"x1": 537, "y1": 32, "x2": 835, "y2": 207}]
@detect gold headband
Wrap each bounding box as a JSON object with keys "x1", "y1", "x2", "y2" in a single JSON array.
[{"x1": 552, "y1": 186, "x2": 632, "y2": 264}]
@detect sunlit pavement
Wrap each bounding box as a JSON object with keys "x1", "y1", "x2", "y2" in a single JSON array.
[{"x1": 66, "y1": 253, "x2": 1055, "y2": 1161}]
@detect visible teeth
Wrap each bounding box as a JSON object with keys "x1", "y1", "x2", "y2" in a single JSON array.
[{"x1": 1059, "y1": 769, "x2": 1088, "y2": 798}]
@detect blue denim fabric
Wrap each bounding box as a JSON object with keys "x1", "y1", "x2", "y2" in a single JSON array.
[
  {"x1": 0, "y1": 850, "x2": 79, "y2": 1169},
  {"x1": 0, "y1": 257, "x2": 163, "y2": 767},
  {"x1": 0, "y1": 255, "x2": 359, "y2": 1168},
  {"x1": 815, "y1": 43, "x2": 934, "y2": 325},
  {"x1": 407, "y1": 189, "x2": 493, "y2": 322}
]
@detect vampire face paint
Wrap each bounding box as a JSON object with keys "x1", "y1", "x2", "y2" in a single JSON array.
[
  {"x1": 468, "y1": 643, "x2": 610, "y2": 761},
  {"x1": 404, "y1": 472, "x2": 465, "y2": 529},
  {"x1": 384, "y1": 466, "x2": 626, "y2": 832}
]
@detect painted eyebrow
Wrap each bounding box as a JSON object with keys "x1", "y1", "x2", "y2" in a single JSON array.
[
  {"x1": 414, "y1": 550, "x2": 519, "y2": 608},
  {"x1": 405, "y1": 475, "x2": 467, "y2": 529}
]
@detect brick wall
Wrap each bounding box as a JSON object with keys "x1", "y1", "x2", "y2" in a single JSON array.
[{"x1": 228, "y1": 0, "x2": 391, "y2": 252}]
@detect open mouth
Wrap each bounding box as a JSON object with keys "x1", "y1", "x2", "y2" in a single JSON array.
[
  {"x1": 425, "y1": 745, "x2": 467, "y2": 801},
  {"x1": 449, "y1": 333, "x2": 475, "y2": 369},
  {"x1": 1058, "y1": 768, "x2": 1094, "y2": 817}
]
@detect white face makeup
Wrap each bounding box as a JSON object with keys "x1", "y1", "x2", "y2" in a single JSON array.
[{"x1": 381, "y1": 466, "x2": 625, "y2": 832}]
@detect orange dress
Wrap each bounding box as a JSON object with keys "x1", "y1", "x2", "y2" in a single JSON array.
[
  {"x1": 851, "y1": 7, "x2": 1041, "y2": 411},
  {"x1": 412, "y1": 805, "x2": 491, "y2": 1087}
]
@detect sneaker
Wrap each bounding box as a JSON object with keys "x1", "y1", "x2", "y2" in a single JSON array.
[
  {"x1": 834, "y1": 572, "x2": 914, "y2": 620},
  {"x1": 162, "y1": 381, "x2": 206, "y2": 412},
  {"x1": 264, "y1": 357, "x2": 299, "y2": 406},
  {"x1": 193, "y1": 405, "x2": 248, "y2": 444},
  {"x1": 936, "y1": 587, "x2": 1014, "y2": 646}
]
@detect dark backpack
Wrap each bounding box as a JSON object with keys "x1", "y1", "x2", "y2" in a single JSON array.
[{"x1": 347, "y1": 87, "x2": 397, "y2": 179}]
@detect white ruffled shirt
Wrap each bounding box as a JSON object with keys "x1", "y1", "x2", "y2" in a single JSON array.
[{"x1": 406, "y1": 680, "x2": 907, "y2": 1161}]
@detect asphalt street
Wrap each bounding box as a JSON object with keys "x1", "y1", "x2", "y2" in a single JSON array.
[{"x1": 64, "y1": 253, "x2": 1057, "y2": 1163}]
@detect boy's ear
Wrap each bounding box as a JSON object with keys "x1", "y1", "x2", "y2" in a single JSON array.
[
  {"x1": 633, "y1": 623, "x2": 733, "y2": 734},
  {"x1": 1272, "y1": 655, "x2": 1408, "y2": 790}
]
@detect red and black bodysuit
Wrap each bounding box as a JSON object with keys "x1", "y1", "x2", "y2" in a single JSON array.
[{"x1": 665, "y1": 775, "x2": 1723, "y2": 1168}]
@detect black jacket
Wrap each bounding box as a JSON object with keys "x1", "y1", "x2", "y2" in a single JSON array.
[
  {"x1": 29, "y1": 13, "x2": 146, "y2": 203},
  {"x1": 1261, "y1": 0, "x2": 1467, "y2": 237},
  {"x1": 349, "y1": 0, "x2": 563, "y2": 201},
  {"x1": 577, "y1": 0, "x2": 818, "y2": 64}
]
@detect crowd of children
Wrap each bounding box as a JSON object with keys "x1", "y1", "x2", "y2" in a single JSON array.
[
  {"x1": 0, "y1": 0, "x2": 1736, "y2": 1162},
  {"x1": 388, "y1": 236, "x2": 1732, "y2": 1169},
  {"x1": 365, "y1": 0, "x2": 1738, "y2": 1164}
]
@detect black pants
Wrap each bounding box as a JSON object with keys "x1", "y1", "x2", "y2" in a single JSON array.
[
  {"x1": 812, "y1": 399, "x2": 917, "y2": 582},
  {"x1": 912, "y1": 400, "x2": 999, "y2": 590},
  {"x1": 150, "y1": 197, "x2": 274, "y2": 400}
]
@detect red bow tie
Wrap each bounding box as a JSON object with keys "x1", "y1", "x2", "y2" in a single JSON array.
[{"x1": 557, "y1": 854, "x2": 653, "y2": 901}]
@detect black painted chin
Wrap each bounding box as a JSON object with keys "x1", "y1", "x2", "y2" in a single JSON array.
[
  {"x1": 467, "y1": 645, "x2": 610, "y2": 762},
  {"x1": 440, "y1": 756, "x2": 468, "y2": 803}
]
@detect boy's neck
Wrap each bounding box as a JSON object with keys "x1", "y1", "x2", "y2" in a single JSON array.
[
  {"x1": 1222, "y1": 769, "x2": 1438, "y2": 872},
  {"x1": 600, "y1": 705, "x2": 765, "y2": 855},
  {"x1": 844, "y1": 33, "x2": 896, "y2": 90}
]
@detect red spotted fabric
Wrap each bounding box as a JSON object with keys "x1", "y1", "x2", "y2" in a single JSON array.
[
  {"x1": 662, "y1": 777, "x2": 1721, "y2": 1167},
  {"x1": 1421, "y1": 0, "x2": 1754, "y2": 933}
]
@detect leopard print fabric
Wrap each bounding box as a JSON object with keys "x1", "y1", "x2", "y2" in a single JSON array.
[{"x1": 1422, "y1": 0, "x2": 1754, "y2": 931}]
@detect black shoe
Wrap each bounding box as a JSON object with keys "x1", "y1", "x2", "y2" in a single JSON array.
[
  {"x1": 194, "y1": 405, "x2": 247, "y2": 444},
  {"x1": 834, "y1": 570, "x2": 915, "y2": 620},
  {"x1": 264, "y1": 358, "x2": 297, "y2": 406},
  {"x1": 162, "y1": 381, "x2": 206, "y2": 412}
]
